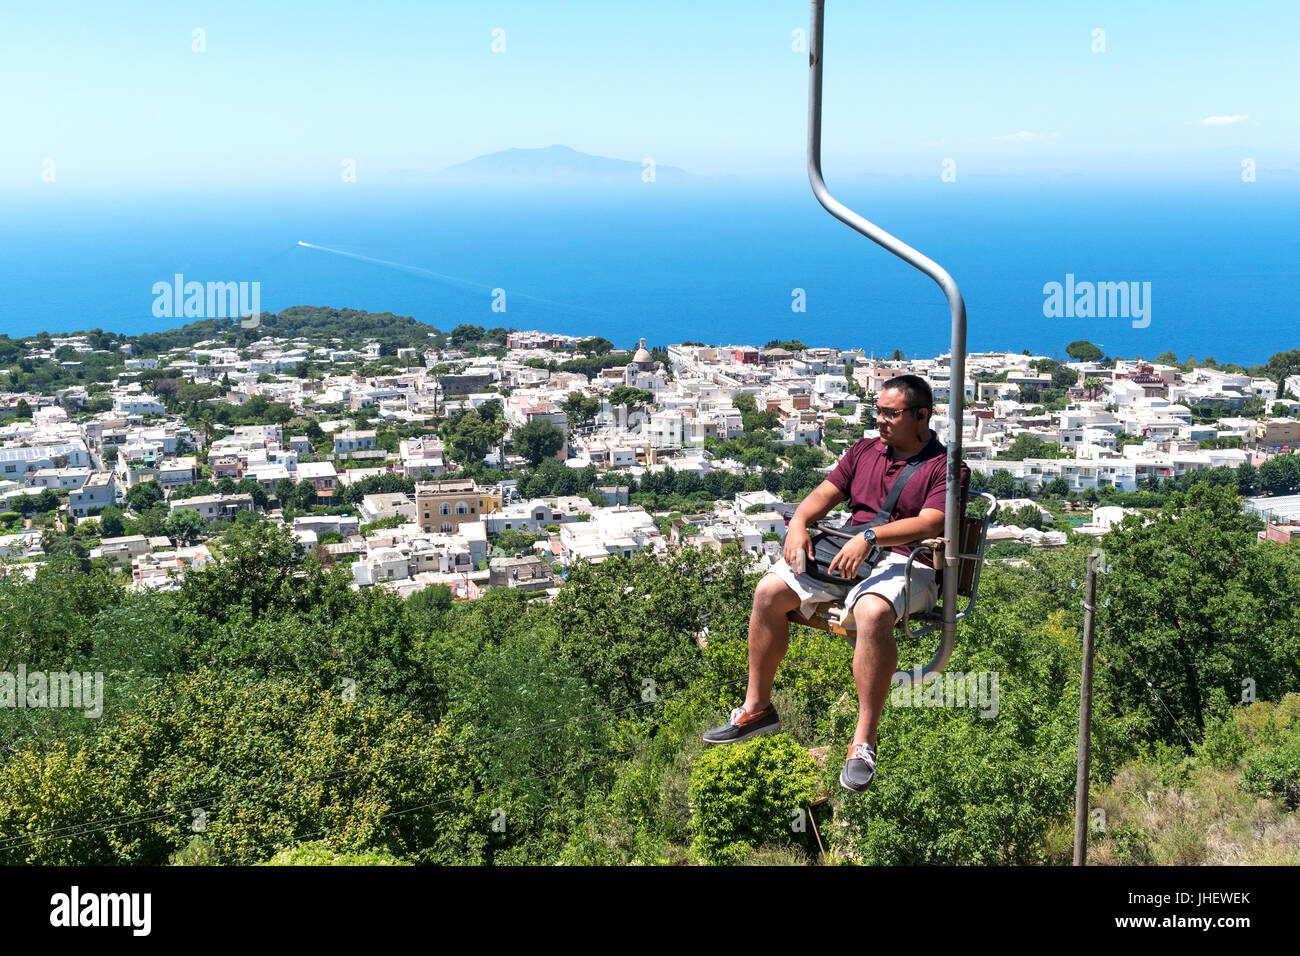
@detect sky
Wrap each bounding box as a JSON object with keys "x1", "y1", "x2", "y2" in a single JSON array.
[{"x1": 2, "y1": 0, "x2": 1297, "y2": 191}]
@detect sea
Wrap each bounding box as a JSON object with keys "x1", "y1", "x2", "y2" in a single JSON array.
[{"x1": 3, "y1": 177, "x2": 1297, "y2": 366}]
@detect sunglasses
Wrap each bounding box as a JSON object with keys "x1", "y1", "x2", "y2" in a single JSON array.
[{"x1": 874, "y1": 406, "x2": 916, "y2": 422}]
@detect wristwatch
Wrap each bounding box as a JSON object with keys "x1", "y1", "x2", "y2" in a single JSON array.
[{"x1": 861, "y1": 527, "x2": 877, "y2": 546}]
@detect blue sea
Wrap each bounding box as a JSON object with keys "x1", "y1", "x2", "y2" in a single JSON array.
[{"x1": 3, "y1": 178, "x2": 1297, "y2": 365}]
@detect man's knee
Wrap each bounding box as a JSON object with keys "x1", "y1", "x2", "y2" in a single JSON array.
[
  {"x1": 851, "y1": 593, "x2": 896, "y2": 634},
  {"x1": 753, "y1": 572, "x2": 800, "y2": 614}
]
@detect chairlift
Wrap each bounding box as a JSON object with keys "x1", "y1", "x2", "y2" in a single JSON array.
[{"x1": 781, "y1": 1, "x2": 997, "y2": 684}]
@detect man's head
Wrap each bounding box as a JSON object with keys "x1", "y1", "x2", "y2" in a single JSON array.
[{"x1": 877, "y1": 375, "x2": 934, "y2": 446}]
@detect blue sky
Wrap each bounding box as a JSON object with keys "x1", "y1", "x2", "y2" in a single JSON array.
[{"x1": 2, "y1": 0, "x2": 1297, "y2": 190}]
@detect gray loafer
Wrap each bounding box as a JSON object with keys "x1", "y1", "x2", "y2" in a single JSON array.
[{"x1": 840, "y1": 742, "x2": 877, "y2": 793}]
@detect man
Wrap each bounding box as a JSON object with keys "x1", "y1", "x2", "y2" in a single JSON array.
[{"x1": 702, "y1": 374, "x2": 969, "y2": 794}]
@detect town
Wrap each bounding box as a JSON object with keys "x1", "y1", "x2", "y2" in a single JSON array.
[{"x1": 1, "y1": 309, "x2": 1298, "y2": 599}]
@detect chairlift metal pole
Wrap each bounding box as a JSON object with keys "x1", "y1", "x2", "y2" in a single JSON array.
[
  {"x1": 807, "y1": 0, "x2": 967, "y2": 683},
  {"x1": 1073, "y1": 551, "x2": 1099, "y2": 865}
]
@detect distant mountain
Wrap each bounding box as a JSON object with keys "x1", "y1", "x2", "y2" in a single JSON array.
[{"x1": 390, "y1": 145, "x2": 692, "y2": 185}]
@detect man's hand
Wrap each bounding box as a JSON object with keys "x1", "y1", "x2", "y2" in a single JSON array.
[
  {"x1": 827, "y1": 534, "x2": 874, "y2": 579},
  {"x1": 783, "y1": 479, "x2": 848, "y2": 572},
  {"x1": 783, "y1": 524, "x2": 815, "y2": 570}
]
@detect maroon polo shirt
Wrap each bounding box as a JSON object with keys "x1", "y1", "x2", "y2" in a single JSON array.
[{"x1": 825, "y1": 429, "x2": 970, "y2": 569}]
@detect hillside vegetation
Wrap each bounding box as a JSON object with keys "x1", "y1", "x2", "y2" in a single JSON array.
[{"x1": 1, "y1": 484, "x2": 1297, "y2": 865}]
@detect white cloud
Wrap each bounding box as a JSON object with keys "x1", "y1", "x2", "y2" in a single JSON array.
[{"x1": 1199, "y1": 114, "x2": 1249, "y2": 126}]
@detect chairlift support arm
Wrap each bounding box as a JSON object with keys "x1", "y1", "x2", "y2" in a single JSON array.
[{"x1": 807, "y1": 0, "x2": 968, "y2": 682}]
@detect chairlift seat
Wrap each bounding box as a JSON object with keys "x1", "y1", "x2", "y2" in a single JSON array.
[{"x1": 778, "y1": 493, "x2": 999, "y2": 646}]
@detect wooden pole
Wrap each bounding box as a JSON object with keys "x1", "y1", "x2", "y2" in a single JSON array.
[{"x1": 1073, "y1": 551, "x2": 1098, "y2": 866}]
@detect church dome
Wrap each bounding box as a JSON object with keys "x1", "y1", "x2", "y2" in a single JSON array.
[{"x1": 632, "y1": 337, "x2": 653, "y2": 368}]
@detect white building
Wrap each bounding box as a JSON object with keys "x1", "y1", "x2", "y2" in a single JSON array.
[
  {"x1": 70, "y1": 472, "x2": 118, "y2": 517},
  {"x1": 645, "y1": 409, "x2": 683, "y2": 449},
  {"x1": 169, "y1": 494, "x2": 255, "y2": 521},
  {"x1": 358, "y1": 493, "x2": 417, "y2": 525},
  {"x1": 334, "y1": 430, "x2": 378, "y2": 455},
  {"x1": 27, "y1": 467, "x2": 91, "y2": 491}
]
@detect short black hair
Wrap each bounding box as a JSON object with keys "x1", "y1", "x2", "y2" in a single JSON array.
[{"x1": 881, "y1": 374, "x2": 934, "y2": 417}]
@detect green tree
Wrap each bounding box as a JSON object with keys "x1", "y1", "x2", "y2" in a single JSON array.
[
  {"x1": 1008, "y1": 504, "x2": 1044, "y2": 530},
  {"x1": 1040, "y1": 476, "x2": 1070, "y2": 498},
  {"x1": 1066, "y1": 340, "x2": 1104, "y2": 362},
  {"x1": 1258, "y1": 455, "x2": 1300, "y2": 496},
  {"x1": 1265, "y1": 348, "x2": 1300, "y2": 393},
  {"x1": 607, "y1": 386, "x2": 655, "y2": 420},
  {"x1": 1236, "y1": 462, "x2": 1258, "y2": 496},
  {"x1": 513, "y1": 419, "x2": 566, "y2": 467},
  {"x1": 0, "y1": 671, "x2": 480, "y2": 865},
  {"x1": 1097, "y1": 483, "x2": 1300, "y2": 743},
  {"x1": 274, "y1": 477, "x2": 297, "y2": 507},
  {"x1": 997, "y1": 434, "x2": 1064, "y2": 461},
  {"x1": 444, "y1": 409, "x2": 508, "y2": 468},
  {"x1": 449, "y1": 324, "x2": 486, "y2": 347},
  {"x1": 124, "y1": 481, "x2": 164, "y2": 513},
  {"x1": 259, "y1": 842, "x2": 413, "y2": 866},
  {"x1": 546, "y1": 548, "x2": 755, "y2": 710},
  {"x1": 561, "y1": 392, "x2": 601, "y2": 430},
  {"x1": 295, "y1": 480, "x2": 319, "y2": 510},
  {"x1": 989, "y1": 469, "x2": 1018, "y2": 500},
  {"x1": 165, "y1": 508, "x2": 207, "y2": 544}
]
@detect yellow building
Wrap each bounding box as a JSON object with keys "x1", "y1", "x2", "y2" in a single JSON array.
[
  {"x1": 1256, "y1": 418, "x2": 1300, "y2": 446},
  {"x1": 415, "y1": 478, "x2": 502, "y2": 533}
]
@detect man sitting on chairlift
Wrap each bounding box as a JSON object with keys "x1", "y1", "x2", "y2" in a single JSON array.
[{"x1": 703, "y1": 374, "x2": 969, "y2": 793}]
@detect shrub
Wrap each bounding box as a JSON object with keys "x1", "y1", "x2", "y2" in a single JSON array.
[
  {"x1": 1198, "y1": 715, "x2": 1247, "y2": 769},
  {"x1": 258, "y1": 841, "x2": 412, "y2": 866},
  {"x1": 688, "y1": 734, "x2": 819, "y2": 865},
  {"x1": 1110, "y1": 822, "x2": 1157, "y2": 865},
  {"x1": 1234, "y1": 700, "x2": 1284, "y2": 747},
  {"x1": 1242, "y1": 733, "x2": 1300, "y2": 809},
  {"x1": 826, "y1": 662, "x2": 1090, "y2": 865}
]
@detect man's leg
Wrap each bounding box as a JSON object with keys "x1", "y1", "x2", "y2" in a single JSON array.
[
  {"x1": 740, "y1": 572, "x2": 803, "y2": 715},
  {"x1": 848, "y1": 593, "x2": 898, "y2": 749}
]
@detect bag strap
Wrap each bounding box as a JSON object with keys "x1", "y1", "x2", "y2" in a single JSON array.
[{"x1": 866, "y1": 445, "x2": 941, "y2": 528}]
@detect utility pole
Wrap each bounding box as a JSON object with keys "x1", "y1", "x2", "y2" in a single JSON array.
[{"x1": 1073, "y1": 550, "x2": 1099, "y2": 866}]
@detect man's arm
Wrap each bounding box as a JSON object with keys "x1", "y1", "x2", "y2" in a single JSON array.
[
  {"x1": 783, "y1": 480, "x2": 846, "y2": 568},
  {"x1": 789, "y1": 479, "x2": 847, "y2": 534},
  {"x1": 826, "y1": 507, "x2": 947, "y2": 579}
]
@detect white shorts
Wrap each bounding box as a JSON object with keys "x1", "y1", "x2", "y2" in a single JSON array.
[{"x1": 767, "y1": 550, "x2": 938, "y2": 627}]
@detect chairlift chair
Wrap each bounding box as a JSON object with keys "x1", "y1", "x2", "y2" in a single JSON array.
[
  {"x1": 784, "y1": 1, "x2": 989, "y2": 684},
  {"x1": 778, "y1": 492, "x2": 999, "y2": 646}
]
